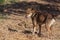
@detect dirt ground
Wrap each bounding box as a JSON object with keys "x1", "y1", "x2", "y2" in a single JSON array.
[
  {"x1": 0, "y1": 13, "x2": 60, "y2": 40},
  {"x1": 0, "y1": 0, "x2": 60, "y2": 40}
]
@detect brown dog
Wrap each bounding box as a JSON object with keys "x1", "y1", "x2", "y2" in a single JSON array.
[{"x1": 25, "y1": 8, "x2": 56, "y2": 37}]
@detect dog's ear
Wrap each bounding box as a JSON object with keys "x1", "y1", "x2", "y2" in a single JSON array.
[
  {"x1": 26, "y1": 8, "x2": 32, "y2": 13},
  {"x1": 26, "y1": 8, "x2": 36, "y2": 14},
  {"x1": 31, "y1": 8, "x2": 36, "y2": 13}
]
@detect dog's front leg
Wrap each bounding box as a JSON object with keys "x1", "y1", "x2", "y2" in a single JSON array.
[{"x1": 31, "y1": 17, "x2": 37, "y2": 35}]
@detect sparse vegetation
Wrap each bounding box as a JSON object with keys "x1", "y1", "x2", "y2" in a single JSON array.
[{"x1": 0, "y1": 0, "x2": 60, "y2": 40}]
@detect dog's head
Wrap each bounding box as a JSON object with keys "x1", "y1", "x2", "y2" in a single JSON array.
[{"x1": 26, "y1": 8, "x2": 36, "y2": 18}]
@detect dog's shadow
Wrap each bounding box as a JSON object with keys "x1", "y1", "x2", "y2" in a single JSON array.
[{"x1": 22, "y1": 30, "x2": 32, "y2": 34}]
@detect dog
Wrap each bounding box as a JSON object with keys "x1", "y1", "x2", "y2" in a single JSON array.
[{"x1": 25, "y1": 8, "x2": 56, "y2": 37}]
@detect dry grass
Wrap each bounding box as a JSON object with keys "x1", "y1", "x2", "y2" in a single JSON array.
[
  {"x1": 0, "y1": 0, "x2": 60, "y2": 40},
  {"x1": 0, "y1": 14, "x2": 60, "y2": 40}
]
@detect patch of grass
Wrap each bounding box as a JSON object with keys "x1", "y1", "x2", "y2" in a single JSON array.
[{"x1": 0, "y1": 0, "x2": 5, "y2": 5}]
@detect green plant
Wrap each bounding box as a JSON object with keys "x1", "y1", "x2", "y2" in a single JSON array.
[{"x1": 0, "y1": 0, "x2": 5, "y2": 4}]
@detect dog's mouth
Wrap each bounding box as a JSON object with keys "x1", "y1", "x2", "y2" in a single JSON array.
[{"x1": 26, "y1": 13, "x2": 33, "y2": 18}]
